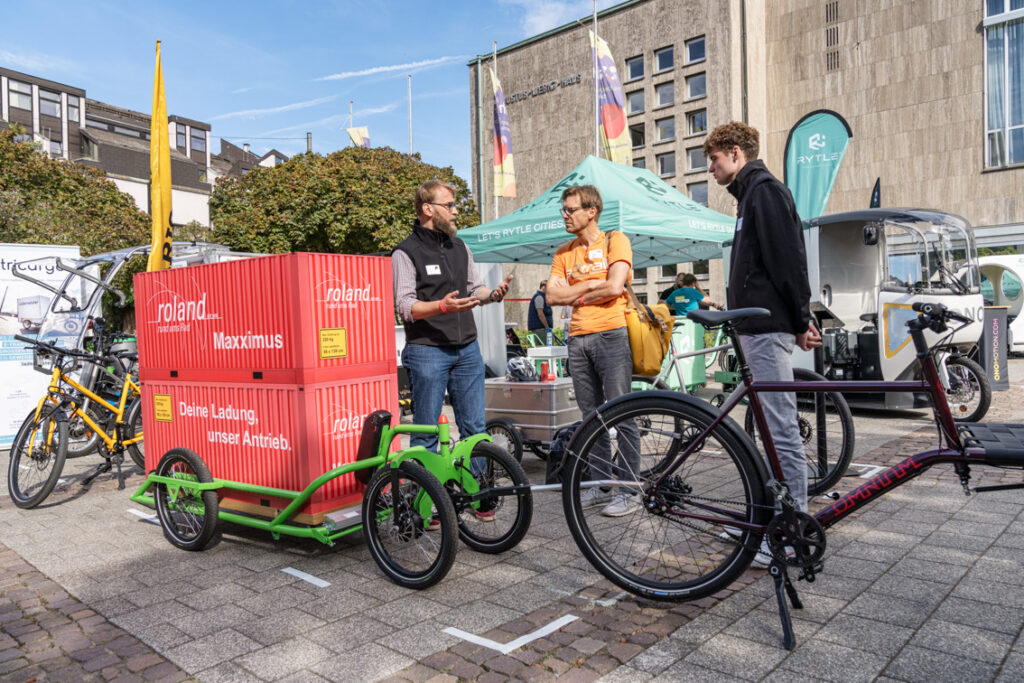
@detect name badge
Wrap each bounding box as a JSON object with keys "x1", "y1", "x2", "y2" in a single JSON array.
[
  {"x1": 588, "y1": 250, "x2": 603, "y2": 260},
  {"x1": 426, "y1": 264, "x2": 441, "y2": 275},
  {"x1": 735, "y1": 217, "x2": 743, "y2": 232}
]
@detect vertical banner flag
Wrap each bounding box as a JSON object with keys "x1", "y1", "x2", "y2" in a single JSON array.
[
  {"x1": 490, "y1": 68, "x2": 516, "y2": 197},
  {"x1": 869, "y1": 177, "x2": 881, "y2": 208},
  {"x1": 347, "y1": 127, "x2": 370, "y2": 147},
  {"x1": 588, "y1": 30, "x2": 631, "y2": 166},
  {"x1": 147, "y1": 40, "x2": 172, "y2": 272},
  {"x1": 783, "y1": 110, "x2": 853, "y2": 220}
]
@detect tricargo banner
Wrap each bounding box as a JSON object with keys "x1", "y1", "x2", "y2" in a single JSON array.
[
  {"x1": 981, "y1": 305, "x2": 1010, "y2": 391},
  {"x1": 783, "y1": 109, "x2": 853, "y2": 221}
]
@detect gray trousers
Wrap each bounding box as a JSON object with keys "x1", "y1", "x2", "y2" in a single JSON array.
[
  {"x1": 567, "y1": 327, "x2": 640, "y2": 490},
  {"x1": 740, "y1": 332, "x2": 808, "y2": 512}
]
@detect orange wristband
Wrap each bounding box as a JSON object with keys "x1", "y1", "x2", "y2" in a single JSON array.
[
  {"x1": 439, "y1": 299, "x2": 449, "y2": 314},
  {"x1": 578, "y1": 295, "x2": 585, "y2": 307}
]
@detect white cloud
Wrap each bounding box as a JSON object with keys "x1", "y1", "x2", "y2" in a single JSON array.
[
  {"x1": 0, "y1": 49, "x2": 75, "y2": 75},
  {"x1": 316, "y1": 55, "x2": 469, "y2": 81},
  {"x1": 501, "y1": 0, "x2": 619, "y2": 36},
  {"x1": 231, "y1": 86, "x2": 255, "y2": 94},
  {"x1": 255, "y1": 114, "x2": 348, "y2": 137},
  {"x1": 356, "y1": 103, "x2": 398, "y2": 116},
  {"x1": 210, "y1": 95, "x2": 338, "y2": 121}
]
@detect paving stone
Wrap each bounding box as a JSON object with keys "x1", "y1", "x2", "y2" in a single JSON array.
[
  {"x1": 233, "y1": 636, "x2": 336, "y2": 680},
  {"x1": 163, "y1": 627, "x2": 260, "y2": 672},
  {"x1": 843, "y1": 592, "x2": 935, "y2": 629},
  {"x1": 780, "y1": 638, "x2": 888, "y2": 682},
  {"x1": 309, "y1": 642, "x2": 414, "y2": 682},
  {"x1": 883, "y1": 645, "x2": 999, "y2": 683},
  {"x1": 684, "y1": 634, "x2": 788, "y2": 679},
  {"x1": 812, "y1": 613, "x2": 914, "y2": 658},
  {"x1": 910, "y1": 618, "x2": 1015, "y2": 665}
]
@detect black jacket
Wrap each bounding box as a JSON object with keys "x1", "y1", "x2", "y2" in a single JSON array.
[
  {"x1": 393, "y1": 222, "x2": 477, "y2": 346},
  {"x1": 725, "y1": 160, "x2": 812, "y2": 336}
]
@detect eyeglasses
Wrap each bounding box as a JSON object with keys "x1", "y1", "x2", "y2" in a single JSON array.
[
  {"x1": 429, "y1": 202, "x2": 457, "y2": 211},
  {"x1": 561, "y1": 206, "x2": 585, "y2": 216}
]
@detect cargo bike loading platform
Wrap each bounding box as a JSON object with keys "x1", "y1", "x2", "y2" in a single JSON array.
[{"x1": 132, "y1": 411, "x2": 534, "y2": 590}]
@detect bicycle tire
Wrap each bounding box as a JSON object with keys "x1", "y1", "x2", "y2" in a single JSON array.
[
  {"x1": 450, "y1": 441, "x2": 533, "y2": 554},
  {"x1": 945, "y1": 356, "x2": 991, "y2": 423},
  {"x1": 8, "y1": 407, "x2": 69, "y2": 509},
  {"x1": 744, "y1": 367, "x2": 855, "y2": 496},
  {"x1": 562, "y1": 393, "x2": 769, "y2": 601},
  {"x1": 485, "y1": 418, "x2": 524, "y2": 463},
  {"x1": 124, "y1": 399, "x2": 146, "y2": 469},
  {"x1": 66, "y1": 402, "x2": 104, "y2": 458},
  {"x1": 153, "y1": 448, "x2": 219, "y2": 551},
  {"x1": 362, "y1": 461, "x2": 458, "y2": 589}
]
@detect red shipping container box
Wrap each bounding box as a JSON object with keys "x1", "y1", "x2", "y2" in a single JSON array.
[{"x1": 134, "y1": 252, "x2": 396, "y2": 384}]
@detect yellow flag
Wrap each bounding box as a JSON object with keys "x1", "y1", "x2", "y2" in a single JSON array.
[{"x1": 147, "y1": 40, "x2": 173, "y2": 271}]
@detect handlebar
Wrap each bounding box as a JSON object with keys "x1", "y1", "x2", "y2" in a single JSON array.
[
  {"x1": 13, "y1": 334, "x2": 114, "y2": 365},
  {"x1": 909, "y1": 302, "x2": 974, "y2": 334}
]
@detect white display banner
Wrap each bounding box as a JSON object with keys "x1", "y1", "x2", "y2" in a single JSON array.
[{"x1": 0, "y1": 243, "x2": 82, "y2": 447}]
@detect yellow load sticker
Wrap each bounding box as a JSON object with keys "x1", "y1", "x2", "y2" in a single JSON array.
[
  {"x1": 318, "y1": 328, "x2": 348, "y2": 359},
  {"x1": 153, "y1": 394, "x2": 173, "y2": 422}
]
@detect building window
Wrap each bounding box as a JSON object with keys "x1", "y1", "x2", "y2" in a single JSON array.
[
  {"x1": 655, "y1": 117, "x2": 675, "y2": 142},
  {"x1": 634, "y1": 267, "x2": 648, "y2": 284},
  {"x1": 176, "y1": 127, "x2": 186, "y2": 149},
  {"x1": 627, "y1": 90, "x2": 644, "y2": 115},
  {"x1": 688, "y1": 181, "x2": 709, "y2": 206},
  {"x1": 685, "y1": 36, "x2": 706, "y2": 64},
  {"x1": 67, "y1": 95, "x2": 79, "y2": 123},
  {"x1": 694, "y1": 259, "x2": 709, "y2": 276},
  {"x1": 630, "y1": 123, "x2": 645, "y2": 148},
  {"x1": 191, "y1": 130, "x2": 207, "y2": 153},
  {"x1": 687, "y1": 109, "x2": 707, "y2": 135},
  {"x1": 687, "y1": 147, "x2": 707, "y2": 171},
  {"x1": 661, "y1": 265, "x2": 677, "y2": 279},
  {"x1": 39, "y1": 90, "x2": 61, "y2": 118},
  {"x1": 626, "y1": 55, "x2": 644, "y2": 81},
  {"x1": 81, "y1": 137, "x2": 97, "y2": 160},
  {"x1": 655, "y1": 81, "x2": 674, "y2": 107},
  {"x1": 113, "y1": 126, "x2": 142, "y2": 137},
  {"x1": 654, "y1": 46, "x2": 674, "y2": 73},
  {"x1": 657, "y1": 151, "x2": 676, "y2": 177},
  {"x1": 633, "y1": 157, "x2": 646, "y2": 169},
  {"x1": 8, "y1": 80, "x2": 31, "y2": 110},
  {"x1": 985, "y1": 2, "x2": 1024, "y2": 168},
  {"x1": 686, "y1": 72, "x2": 707, "y2": 99},
  {"x1": 48, "y1": 139, "x2": 62, "y2": 157}
]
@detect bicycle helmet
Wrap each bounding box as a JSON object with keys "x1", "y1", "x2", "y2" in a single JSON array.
[{"x1": 506, "y1": 356, "x2": 539, "y2": 382}]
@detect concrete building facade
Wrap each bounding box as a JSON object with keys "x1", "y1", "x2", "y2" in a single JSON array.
[{"x1": 468, "y1": 0, "x2": 1024, "y2": 325}]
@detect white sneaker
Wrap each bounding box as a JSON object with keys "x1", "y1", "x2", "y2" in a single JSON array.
[
  {"x1": 601, "y1": 492, "x2": 639, "y2": 517},
  {"x1": 719, "y1": 525, "x2": 743, "y2": 541},
  {"x1": 579, "y1": 487, "x2": 614, "y2": 509}
]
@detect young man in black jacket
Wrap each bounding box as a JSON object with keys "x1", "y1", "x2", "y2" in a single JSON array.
[{"x1": 704, "y1": 122, "x2": 821, "y2": 566}]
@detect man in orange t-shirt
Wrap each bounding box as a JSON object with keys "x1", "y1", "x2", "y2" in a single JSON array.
[{"x1": 546, "y1": 184, "x2": 640, "y2": 517}]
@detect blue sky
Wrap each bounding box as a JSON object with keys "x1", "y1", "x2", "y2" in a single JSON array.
[{"x1": 1, "y1": 0, "x2": 620, "y2": 186}]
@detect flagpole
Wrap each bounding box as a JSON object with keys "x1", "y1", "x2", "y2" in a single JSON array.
[
  {"x1": 349, "y1": 101, "x2": 353, "y2": 129},
  {"x1": 408, "y1": 75, "x2": 413, "y2": 154},
  {"x1": 593, "y1": 0, "x2": 599, "y2": 158},
  {"x1": 493, "y1": 41, "x2": 500, "y2": 220}
]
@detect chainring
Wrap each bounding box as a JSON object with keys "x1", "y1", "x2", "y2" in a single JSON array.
[{"x1": 765, "y1": 511, "x2": 827, "y2": 568}]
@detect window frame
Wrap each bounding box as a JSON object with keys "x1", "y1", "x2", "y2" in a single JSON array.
[
  {"x1": 654, "y1": 46, "x2": 674, "y2": 74},
  {"x1": 38, "y1": 89, "x2": 61, "y2": 118},
  {"x1": 654, "y1": 80, "x2": 675, "y2": 108},
  {"x1": 685, "y1": 36, "x2": 706, "y2": 64},
  {"x1": 686, "y1": 72, "x2": 707, "y2": 100},
  {"x1": 687, "y1": 147, "x2": 707, "y2": 172},
  {"x1": 626, "y1": 89, "x2": 645, "y2": 115},
  {"x1": 687, "y1": 109, "x2": 707, "y2": 136},
  {"x1": 8, "y1": 80, "x2": 31, "y2": 110},
  {"x1": 983, "y1": 2, "x2": 1024, "y2": 168},
  {"x1": 67, "y1": 95, "x2": 80, "y2": 123},
  {"x1": 656, "y1": 151, "x2": 676, "y2": 178},
  {"x1": 629, "y1": 122, "x2": 645, "y2": 149},
  {"x1": 625, "y1": 55, "x2": 644, "y2": 82},
  {"x1": 632, "y1": 157, "x2": 647, "y2": 169},
  {"x1": 190, "y1": 130, "x2": 207, "y2": 153},
  {"x1": 655, "y1": 116, "x2": 675, "y2": 143},
  {"x1": 687, "y1": 181, "x2": 709, "y2": 206}
]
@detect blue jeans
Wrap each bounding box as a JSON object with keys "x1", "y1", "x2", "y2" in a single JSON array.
[
  {"x1": 567, "y1": 327, "x2": 640, "y2": 491},
  {"x1": 402, "y1": 340, "x2": 485, "y2": 453},
  {"x1": 740, "y1": 332, "x2": 807, "y2": 512}
]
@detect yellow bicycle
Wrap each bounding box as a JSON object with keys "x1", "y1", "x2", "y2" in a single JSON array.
[{"x1": 8, "y1": 332, "x2": 144, "y2": 508}]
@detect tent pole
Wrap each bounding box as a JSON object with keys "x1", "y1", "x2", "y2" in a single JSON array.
[{"x1": 593, "y1": 0, "x2": 599, "y2": 157}]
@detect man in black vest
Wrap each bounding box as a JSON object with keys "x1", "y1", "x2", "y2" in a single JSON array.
[{"x1": 392, "y1": 180, "x2": 512, "y2": 453}]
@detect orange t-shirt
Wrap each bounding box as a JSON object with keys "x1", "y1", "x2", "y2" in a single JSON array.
[{"x1": 550, "y1": 230, "x2": 632, "y2": 337}]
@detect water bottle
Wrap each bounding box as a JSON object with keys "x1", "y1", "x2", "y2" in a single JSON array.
[{"x1": 546, "y1": 328, "x2": 553, "y2": 346}]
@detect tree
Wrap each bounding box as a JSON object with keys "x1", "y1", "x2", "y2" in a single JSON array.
[
  {"x1": 208, "y1": 146, "x2": 480, "y2": 254},
  {"x1": 0, "y1": 128, "x2": 149, "y2": 255}
]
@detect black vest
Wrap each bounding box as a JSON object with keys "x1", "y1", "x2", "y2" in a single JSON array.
[{"x1": 393, "y1": 222, "x2": 478, "y2": 346}]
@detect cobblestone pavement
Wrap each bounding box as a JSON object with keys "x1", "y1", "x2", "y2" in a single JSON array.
[{"x1": 1, "y1": 364, "x2": 1023, "y2": 682}]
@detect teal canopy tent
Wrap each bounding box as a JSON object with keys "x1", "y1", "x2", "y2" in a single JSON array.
[{"x1": 460, "y1": 156, "x2": 736, "y2": 268}]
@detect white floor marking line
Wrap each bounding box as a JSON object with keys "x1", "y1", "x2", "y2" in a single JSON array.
[
  {"x1": 126, "y1": 508, "x2": 159, "y2": 525},
  {"x1": 444, "y1": 614, "x2": 579, "y2": 654},
  {"x1": 848, "y1": 463, "x2": 887, "y2": 479},
  {"x1": 281, "y1": 567, "x2": 330, "y2": 588},
  {"x1": 596, "y1": 591, "x2": 627, "y2": 607}
]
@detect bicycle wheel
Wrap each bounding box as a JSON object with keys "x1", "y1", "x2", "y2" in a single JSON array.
[
  {"x1": 450, "y1": 441, "x2": 533, "y2": 554},
  {"x1": 362, "y1": 461, "x2": 457, "y2": 589},
  {"x1": 124, "y1": 399, "x2": 146, "y2": 469},
  {"x1": 945, "y1": 356, "x2": 991, "y2": 423},
  {"x1": 485, "y1": 419, "x2": 523, "y2": 463},
  {"x1": 66, "y1": 402, "x2": 104, "y2": 458},
  {"x1": 744, "y1": 367, "x2": 854, "y2": 496},
  {"x1": 8, "y1": 406, "x2": 69, "y2": 509},
  {"x1": 153, "y1": 448, "x2": 219, "y2": 551},
  {"x1": 562, "y1": 394, "x2": 769, "y2": 601}
]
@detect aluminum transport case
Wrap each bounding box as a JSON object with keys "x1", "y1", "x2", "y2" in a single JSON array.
[{"x1": 484, "y1": 377, "x2": 581, "y2": 442}]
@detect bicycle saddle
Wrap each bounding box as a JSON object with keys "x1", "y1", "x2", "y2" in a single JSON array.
[{"x1": 687, "y1": 307, "x2": 770, "y2": 327}]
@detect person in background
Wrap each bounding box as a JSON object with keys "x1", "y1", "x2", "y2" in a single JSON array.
[
  {"x1": 659, "y1": 272, "x2": 686, "y2": 302},
  {"x1": 527, "y1": 281, "x2": 553, "y2": 338},
  {"x1": 392, "y1": 180, "x2": 513, "y2": 455},
  {"x1": 666, "y1": 273, "x2": 724, "y2": 316},
  {"x1": 705, "y1": 121, "x2": 821, "y2": 566},
  {"x1": 545, "y1": 184, "x2": 640, "y2": 517}
]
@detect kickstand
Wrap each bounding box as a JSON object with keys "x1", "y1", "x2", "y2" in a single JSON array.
[
  {"x1": 769, "y1": 560, "x2": 802, "y2": 650},
  {"x1": 115, "y1": 457, "x2": 124, "y2": 490},
  {"x1": 81, "y1": 459, "x2": 113, "y2": 488}
]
